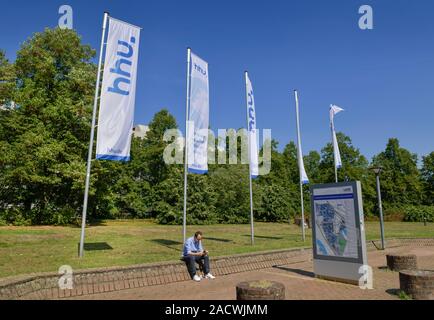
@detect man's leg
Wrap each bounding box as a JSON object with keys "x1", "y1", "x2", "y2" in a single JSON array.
[
  {"x1": 197, "y1": 255, "x2": 210, "y2": 275},
  {"x1": 184, "y1": 256, "x2": 197, "y2": 279}
]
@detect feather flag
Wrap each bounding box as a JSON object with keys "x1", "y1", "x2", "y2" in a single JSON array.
[
  {"x1": 245, "y1": 72, "x2": 259, "y2": 178},
  {"x1": 295, "y1": 91, "x2": 309, "y2": 184},
  {"x1": 96, "y1": 17, "x2": 141, "y2": 162},
  {"x1": 330, "y1": 104, "x2": 344, "y2": 169},
  {"x1": 187, "y1": 52, "x2": 209, "y2": 174}
]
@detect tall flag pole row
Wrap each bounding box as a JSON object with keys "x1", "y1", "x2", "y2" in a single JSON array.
[
  {"x1": 80, "y1": 13, "x2": 349, "y2": 251},
  {"x1": 294, "y1": 90, "x2": 309, "y2": 242},
  {"x1": 79, "y1": 13, "x2": 141, "y2": 258},
  {"x1": 244, "y1": 72, "x2": 259, "y2": 245},
  {"x1": 183, "y1": 49, "x2": 210, "y2": 242},
  {"x1": 330, "y1": 104, "x2": 344, "y2": 183}
]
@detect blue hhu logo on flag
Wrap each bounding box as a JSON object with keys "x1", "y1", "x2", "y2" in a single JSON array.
[
  {"x1": 108, "y1": 36, "x2": 137, "y2": 96},
  {"x1": 95, "y1": 16, "x2": 141, "y2": 162},
  {"x1": 193, "y1": 63, "x2": 207, "y2": 76},
  {"x1": 244, "y1": 72, "x2": 259, "y2": 178},
  {"x1": 247, "y1": 90, "x2": 255, "y2": 131}
]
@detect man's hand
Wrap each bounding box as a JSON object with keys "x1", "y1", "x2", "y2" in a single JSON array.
[{"x1": 188, "y1": 250, "x2": 208, "y2": 257}]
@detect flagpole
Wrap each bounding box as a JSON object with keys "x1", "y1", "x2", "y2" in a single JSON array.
[
  {"x1": 79, "y1": 12, "x2": 109, "y2": 258},
  {"x1": 245, "y1": 71, "x2": 255, "y2": 246},
  {"x1": 294, "y1": 90, "x2": 306, "y2": 242},
  {"x1": 183, "y1": 48, "x2": 192, "y2": 243}
]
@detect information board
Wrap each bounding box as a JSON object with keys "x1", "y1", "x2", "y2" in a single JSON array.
[{"x1": 310, "y1": 181, "x2": 368, "y2": 284}]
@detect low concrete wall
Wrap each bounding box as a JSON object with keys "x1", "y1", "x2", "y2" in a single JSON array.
[{"x1": 0, "y1": 247, "x2": 312, "y2": 300}]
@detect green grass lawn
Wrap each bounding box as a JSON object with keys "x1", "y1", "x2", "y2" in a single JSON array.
[{"x1": 0, "y1": 220, "x2": 432, "y2": 279}]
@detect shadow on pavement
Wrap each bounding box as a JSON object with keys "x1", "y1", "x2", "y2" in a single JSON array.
[
  {"x1": 378, "y1": 266, "x2": 390, "y2": 270},
  {"x1": 385, "y1": 288, "x2": 401, "y2": 297},
  {"x1": 272, "y1": 265, "x2": 315, "y2": 278}
]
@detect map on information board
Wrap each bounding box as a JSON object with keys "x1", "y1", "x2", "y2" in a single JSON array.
[{"x1": 313, "y1": 186, "x2": 359, "y2": 259}]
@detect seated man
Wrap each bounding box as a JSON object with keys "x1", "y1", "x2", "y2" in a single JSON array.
[{"x1": 182, "y1": 231, "x2": 215, "y2": 282}]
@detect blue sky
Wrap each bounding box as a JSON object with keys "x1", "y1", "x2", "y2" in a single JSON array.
[{"x1": 1, "y1": 0, "x2": 433, "y2": 161}]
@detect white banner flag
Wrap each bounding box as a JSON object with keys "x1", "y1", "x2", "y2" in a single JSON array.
[
  {"x1": 187, "y1": 52, "x2": 209, "y2": 174},
  {"x1": 245, "y1": 73, "x2": 259, "y2": 178},
  {"x1": 299, "y1": 152, "x2": 309, "y2": 184},
  {"x1": 96, "y1": 17, "x2": 141, "y2": 161},
  {"x1": 330, "y1": 105, "x2": 344, "y2": 169},
  {"x1": 295, "y1": 91, "x2": 309, "y2": 185}
]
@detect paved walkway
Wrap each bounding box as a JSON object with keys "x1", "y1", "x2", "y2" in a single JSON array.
[{"x1": 70, "y1": 244, "x2": 434, "y2": 300}]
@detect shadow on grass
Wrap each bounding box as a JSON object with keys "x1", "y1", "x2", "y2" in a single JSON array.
[
  {"x1": 205, "y1": 237, "x2": 232, "y2": 243},
  {"x1": 243, "y1": 235, "x2": 284, "y2": 240},
  {"x1": 151, "y1": 239, "x2": 182, "y2": 252},
  {"x1": 151, "y1": 239, "x2": 182, "y2": 246},
  {"x1": 82, "y1": 242, "x2": 113, "y2": 251},
  {"x1": 272, "y1": 265, "x2": 315, "y2": 278},
  {"x1": 86, "y1": 220, "x2": 109, "y2": 227},
  {"x1": 69, "y1": 220, "x2": 108, "y2": 228}
]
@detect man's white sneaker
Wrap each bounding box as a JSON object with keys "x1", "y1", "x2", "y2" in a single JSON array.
[
  {"x1": 205, "y1": 273, "x2": 215, "y2": 279},
  {"x1": 193, "y1": 275, "x2": 201, "y2": 282}
]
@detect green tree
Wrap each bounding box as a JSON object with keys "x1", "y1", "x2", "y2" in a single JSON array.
[
  {"x1": 143, "y1": 109, "x2": 183, "y2": 222},
  {"x1": 209, "y1": 165, "x2": 250, "y2": 224},
  {"x1": 185, "y1": 174, "x2": 218, "y2": 224},
  {"x1": 0, "y1": 50, "x2": 15, "y2": 105},
  {"x1": 304, "y1": 151, "x2": 321, "y2": 184},
  {"x1": 282, "y1": 142, "x2": 300, "y2": 186},
  {"x1": 113, "y1": 137, "x2": 152, "y2": 217},
  {"x1": 371, "y1": 138, "x2": 423, "y2": 208},
  {"x1": 255, "y1": 140, "x2": 299, "y2": 222},
  {"x1": 144, "y1": 109, "x2": 179, "y2": 184},
  {"x1": 319, "y1": 133, "x2": 369, "y2": 182},
  {"x1": 0, "y1": 28, "x2": 97, "y2": 224},
  {"x1": 256, "y1": 184, "x2": 297, "y2": 222},
  {"x1": 421, "y1": 152, "x2": 434, "y2": 205},
  {"x1": 2, "y1": 28, "x2": 431, "y2": 226},
  {"x1": 318, "y1": 132, "x2": 376, "y2": 215}
]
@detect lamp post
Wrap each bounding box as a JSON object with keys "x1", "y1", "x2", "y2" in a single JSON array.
[{"x1": 371, "y1": 166, "x2": 385, "y2": 250}]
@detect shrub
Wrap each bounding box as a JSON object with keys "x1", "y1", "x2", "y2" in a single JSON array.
[
  {"x1": 155, "y1": 202, "x2": 181, "y2": 225},
  {"x1": 50, "y1": 205, "x2": 79, "y2": 226},
  {"x1": 0, "y1": 207, "x2": 31, "y2": 226},
  {"x1": 255, "y1": 184, "x2": 297, "y2": 223},
  {"x1": 403, "y1": 205, "x2": 434, "y2": 222},
  {"x1": 383, "y1": 208, "x2": 406, "y2": 222}
]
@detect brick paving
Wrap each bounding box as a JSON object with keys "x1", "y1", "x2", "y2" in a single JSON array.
[{"x1": 68, "y1": 244, "x2": 434, "y2": 300}]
